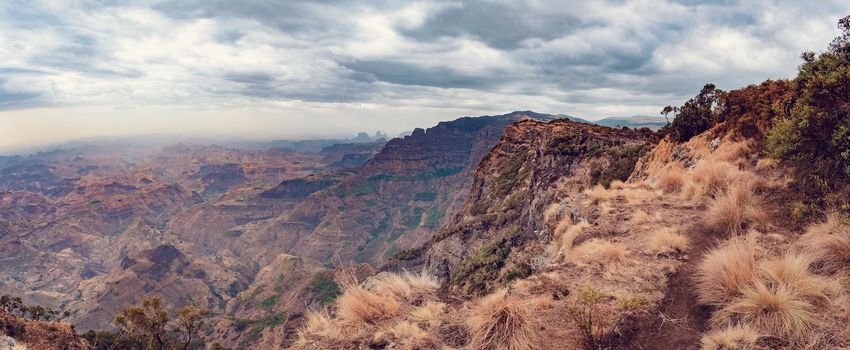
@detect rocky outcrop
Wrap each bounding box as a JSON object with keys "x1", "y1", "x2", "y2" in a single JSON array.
[
  {"x1": 426, "y1": 119, "x2": 657, "y2": 294},
  {"x1": 280, "y1": 112, "x2": 557, "y2": 266},
  {"x1": 0, "y1": 309, "x2": 89, "y2": 350}
]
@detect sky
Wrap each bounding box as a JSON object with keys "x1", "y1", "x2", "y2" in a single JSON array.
[{"x1": 0, "y1": 0, "x2": 848, "y2": 152}]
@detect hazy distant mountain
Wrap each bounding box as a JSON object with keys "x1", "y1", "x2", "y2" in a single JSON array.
[{"x1": 593, "y1": 115, "x2": 668, "y2": 130}]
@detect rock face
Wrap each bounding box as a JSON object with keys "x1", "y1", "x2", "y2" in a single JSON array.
[
  {"x1": 276, "y1": 112, "x2": 556, "y2": 266},
  {"x1": 0, "y1": 309, "x2": 90, "y2": 350},
  {"x1": 426, "y1": 119, "x2": 657, "y2": 294}
]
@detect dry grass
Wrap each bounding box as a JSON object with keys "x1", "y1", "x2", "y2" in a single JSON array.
[
  {"x1": 296, "y1": 309, "x2": 341, "y2": 344},
  {"x1": 543, "y1": 203, "x2": 563, "y2": 226},
  {"x1": 409, "y1": 301, "x2": 446, "y2": 328},
  {"x1": 553, "y1": 215, "x2": 573, "y2": 238},
  {"x1": 572, "y1": 239, "x2": 627, "y2": 266},
  {"x1": 336, "y1": 285, "x2": 400, "y2": 325},
  {"x1": 369, "y1": 271, "x2": 439, "y2": 299},
  {"x1": 700, "y1": 324, "x2": 759, "y2": 350},
  {"x1": 468, "y1": 289, "x2": 538, "y2": 350},
  {"x1": 630, "y1": 210, "x2": 652, "y2": 224},
  {"x1": 584, "y1": 184, "x2": 611, "y2": 203},
  {"x1": 648, "y1": 229, "x2": 689, "y2": 255},
  {"x1": 704, "y1": 182, "x2": 767, "y2": 236},
  {"x1": 755, "y1": 158, "x2": 779, "y2": 170},
  {"x1": 759, "y1": 253, "x2": 836, "y2": 307},
  {"x1": 609, "y1": 180, "x2": 626, "y2": 189},
  {"x1": 620, "y1": 188, "x2": 660, "y2": 204},
  {"x1": 712, "y1": 281, "x2": 819, "y2": 342},
  {"x1": 711, "y1": 140, "x2": 752, "y2": 164},
  {"x1": 391, "y1": 321, "x2": 429, "y2": 347},
  {"x1": 657, "y1": 166, "x2": 686, "y2": 193},
  {"x1": 696, "y1": 237, "x2": 759, "y2": 305},
  {"x1": 552, "y1": 221, "x2": 590, "y2": 261},
  {"x1": 798, "y1": 214, "x2": 850, "y2": 276}
]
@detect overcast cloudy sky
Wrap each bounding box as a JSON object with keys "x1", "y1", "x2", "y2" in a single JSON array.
[{"x1": 0, "y1": 0, "x2": 847, "y2": 151}]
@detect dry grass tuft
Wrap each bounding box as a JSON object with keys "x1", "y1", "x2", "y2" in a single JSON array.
[
  {"x1": 409, "y1": 301, "x2": 446, "y2": 328},
  {"x1": 631, "y1": 210, "x2": 652, "y2": 224},
  {"x1": 711, "y1": 141, "x2": 752, "y2": 164},
  {"x1": 704, "y1": 182, "x2": 767, "y2": 236},
  {"x1": 798, "y1": 213, "x2": 850, "y2": 276},
  {"x1": 696, "y1": 237, "x2": 759, "y2": 305},
  {"x1": 296, "y1": 309, "x2": 341, "y2": 344},
  {"x1": 584, "y1": 184, "x2": 611, "y2": 203},
  {"x1": 649, "y1": 229, "x2": 689, "y2": 255},
  {"x1": 369, "y1": 271, "x2": 439, "y2": 299},
  {"x1": 552, "y1": 221, "x2": 590, "y2": 261},
  {"x1": 620, "y1": 188, "x2": 660, "y2": 204},
  {"x1": 391, "y1": 321, "x2": 429, "y2": 347},
  {"x1": 759, "y1": 253, "x2": 836, "y2": 307},
  {"x1": 755, "y1": 158, "x2": 779, "y2": 170},
  {"x1": 657, "y1": 166, "x2": 686, "y2": 193},
  {"x1": 468, "y1": 289, "x2": 538, "y2": 350},
  {"x1": 572, "y1": 239, "x2": 627, "y2": 266},
  {"x1": 336, "y1": 285, "x2": 400, "y2": 325},
  {"x1": 700, "y1": 324, "x2": 759, "y2": 350},
  {"x1": 712, "y1": 281, "x2": 819, "y2": 342},
  {"x1": 609, "y1": 180, "x2": 626, "y2": 189},
  {"x1": 543, "y1": 203, "x2": 563, "y2": 226}
]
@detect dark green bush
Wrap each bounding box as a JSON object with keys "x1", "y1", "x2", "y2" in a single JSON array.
[{"x1": 662, "y1": 83, "x2": 725, "y2": 142}]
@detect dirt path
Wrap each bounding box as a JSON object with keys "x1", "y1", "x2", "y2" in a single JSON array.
[{"x1": 628, "y1": 214, "x2": 716, "y2": 349}]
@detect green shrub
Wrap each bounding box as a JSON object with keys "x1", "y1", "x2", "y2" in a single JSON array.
[
  {"x1": 259, "y1": 295, "x2": 278, "y2": 310},
  {"x1": 311, "y1": 274, "x2": 342, "y2": 304},
  {"x1": 662, "y1": 83, "x2": 724, "y2": 142}
]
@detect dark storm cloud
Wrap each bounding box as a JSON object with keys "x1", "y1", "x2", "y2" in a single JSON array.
[
  {"x1": 343, "y1": 60, "x2": 501, "y2": 89},
  {"x1": 399, "y1": 2, "x2": 592, "y2": 50}
]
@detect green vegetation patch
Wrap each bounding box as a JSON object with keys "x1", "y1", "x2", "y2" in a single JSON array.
[
  {"x1": 413, "y1": 190, "x2": 438, "y2": 201},
  {"x1": 494, "y1": 153, "x2": 530, "y2": 196},
  {"x1": 589, "y1": 143, "x2": 651, "y2": 188},
  {"x1": 423, "y1": 206, "x2": 445, "y2": 228},
  {"x1": 259, "y1": 295, "x2": 278, "y2": 310},
  {"x1": 450, "y1": 225, "x2": 521, "y2": 295},
  {"x1": 403, "y1": 207, "x2": 424, "y2": 228},
  {"x1": 311, "y1": 274, "x2": 342, "y2": 304}
]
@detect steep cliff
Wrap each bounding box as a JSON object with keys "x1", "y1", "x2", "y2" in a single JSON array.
[{"x1": 425, "y1": 119, "x2": 657, "y2": 294}]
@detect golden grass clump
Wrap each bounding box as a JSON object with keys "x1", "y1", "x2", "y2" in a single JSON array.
[
  {"x1": 468, "y1": 289, "x2": 539, "y2": 350},
  {"x1": 649, "y1": 229, "x2": 689, "y2": 255},
  {"x1": 296, "y1": 309, "x2": 341, "y2": 344},
  {"x1": 630, "y1": 210, "x2": 652, "y2": 224},
  {"x1": 409, "y1": 301, "x2": 446, "y2": 328},
  {"x1": 759, "y1": 253, "x2": 836, "y2": 306},
  {"x1": 620, "y1": 188, "x2": 660, "y2": 204},
  {"x1": 552, "y1": 221, "x2": 590, "y2": 262},
  {"x1": 572, "y1": 239, "x2": 627, "y2": 266},
  {"x1": 798, "y1": 213, "x2": 850, "y2": 276},
  {"x1": 711, "y1": 140, "x2": 752, "y2": 164},
  {"x1": 755, "y1": 158, "x2": 778, "y2": 170},
  {"x1": 700, "y1": 324, "x2": 759, "y2": 350},
  {"x1": 584, "y1": 184, "x2": 611, "y2": 203},
  {"x1": 704, "y1": 182, "x2": 767, "y2": 236},
  {"x1": 712, "y1": 281, "x2": 819, "y2": 342},
  {"x1": 336, "y1": 285, "x2": 400, "y2": 325},
  {"x1": 543, "y1": 203, "x2": 563, "y2": 226},
  {"x1": 656, "y1": 166, "x2": 686, "y2": 193},
  {"x1": 369, "y1": 271, "x2": 439, "y2": 299},
  {"x1": 609, "y1": 180, "x2": 626, "y2": 190},
  {"x1": 391, "y1": 321, "x2": 429, "y2": 347},
  {"x1": 696, "y1": 237, "x2": 759, "y2": 305}
]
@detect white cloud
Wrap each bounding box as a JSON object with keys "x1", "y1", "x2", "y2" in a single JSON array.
[{"x1": 0, "y1": 0, "x2": 847, "y2": 151}]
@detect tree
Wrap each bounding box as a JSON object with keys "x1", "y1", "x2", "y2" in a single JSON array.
[
  {"x1": 174, "y1": 305, "x2": 211, "y2": 350},
  {"x1": 664, "y1": 83, "x2": 725, "y2": 142},
  {"x1": 115, "y1": 296, "x2": 170, "y2": 350}
]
